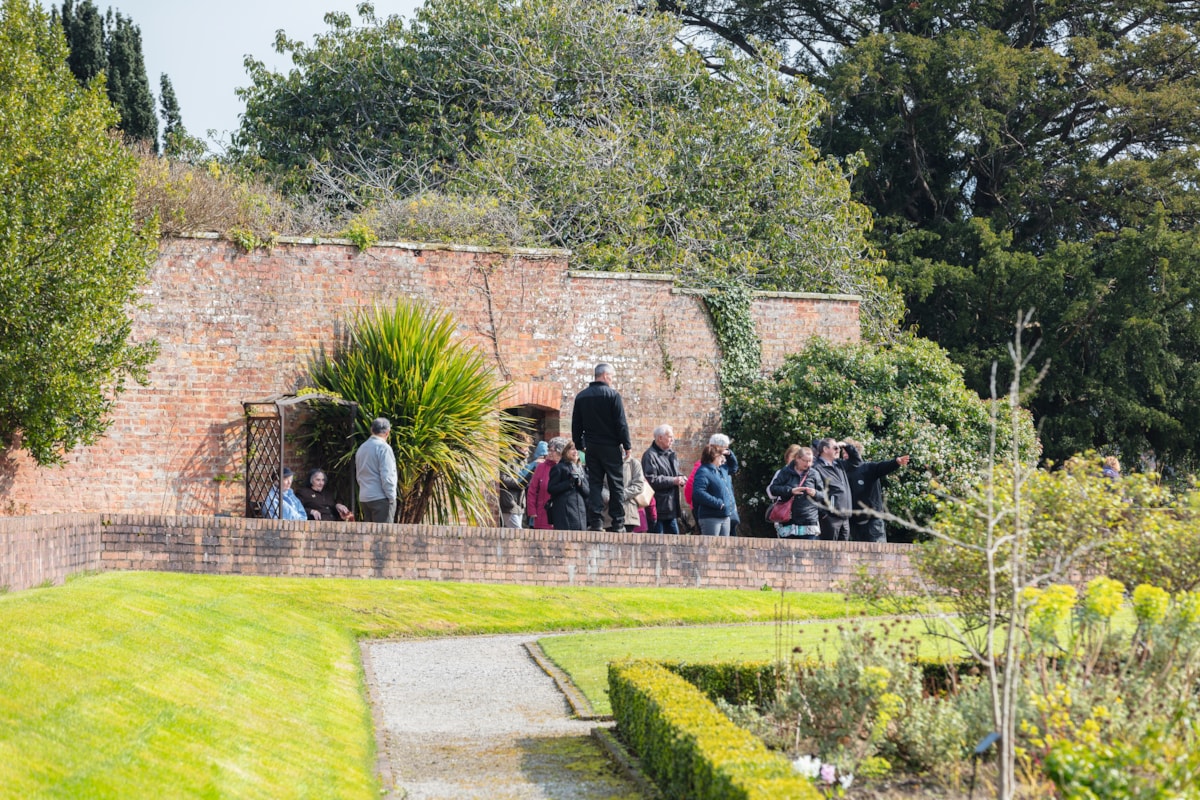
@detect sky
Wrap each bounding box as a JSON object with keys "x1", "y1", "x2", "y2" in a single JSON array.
[{"x1": 84, "y1": 0, "x2": 423, "y2": 150}]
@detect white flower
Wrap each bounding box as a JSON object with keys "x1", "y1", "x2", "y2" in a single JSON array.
[
  {"x1": 791, "y1": 754, "x2": 821, "y2": 779},
  {"x1": 839, "y1": 773, "x2": 854, "y2": 789}
]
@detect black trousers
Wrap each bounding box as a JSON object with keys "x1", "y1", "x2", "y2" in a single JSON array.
[
  {"x1": 585, "y1": 443, "x2": 625, "y2": 529},
  {"x1": 850, "y1": 519, "x2": 886, "y2": 543},
  {"x1": 819, "y1": 513, "x2": 850, "y2": 541}
]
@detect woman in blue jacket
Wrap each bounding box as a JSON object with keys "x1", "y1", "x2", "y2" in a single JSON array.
[{"x1": 692, "y1": 444, "x2": 734, "y2": 537}]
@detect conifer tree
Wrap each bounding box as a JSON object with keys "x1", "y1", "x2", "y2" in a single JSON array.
[{"x1": 56, "y1": 0, "x2": 157, "y2": 146}]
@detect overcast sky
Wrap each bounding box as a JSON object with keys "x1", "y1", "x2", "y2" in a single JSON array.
[{"x1": 84, "y1": 1, "x2": 422, "y2": 150}]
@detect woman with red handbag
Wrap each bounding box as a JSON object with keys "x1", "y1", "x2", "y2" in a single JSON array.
[{"x1": 767, "y1": 446, "x2": 826, "y2": 539}]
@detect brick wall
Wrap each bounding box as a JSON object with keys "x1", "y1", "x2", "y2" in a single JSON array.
[
  {"x1": 0, "y1": 513, "x2": 912, "y2": 594},
  {"x1": 0, "y1": 236, "x2": 859, "y2": 517},
  {"x1": 0, "y1": 515, "x2": 104, "y2": 592}
]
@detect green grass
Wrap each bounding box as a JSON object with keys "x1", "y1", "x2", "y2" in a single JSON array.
[
  {"x1": 537, "y1": 616, "x2": 963, "y2": 716},
  {"x1": 0, "y1": 571, "x2": 873, "y2": 799}
]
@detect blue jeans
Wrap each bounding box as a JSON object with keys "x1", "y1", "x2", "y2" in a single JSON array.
[
  {"x1": 698, "y1": 517, "x2": 730, "y2": 537},
  {"x1": 652, "y1": 518, "x2": 679, "y2": 534}
]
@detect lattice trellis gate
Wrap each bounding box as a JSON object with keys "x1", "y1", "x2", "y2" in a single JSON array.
[{"x1": 242, "y1": 394, "x2": 357, "y2": 518}]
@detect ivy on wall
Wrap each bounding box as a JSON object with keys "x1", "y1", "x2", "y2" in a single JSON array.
[{"x1": 700, "y1": 280, "x2": 762, "y2": 395}]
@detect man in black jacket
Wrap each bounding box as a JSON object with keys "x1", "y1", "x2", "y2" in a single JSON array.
[
  {"x1": 842, "y1": 440, "x2": 910, "y2": 543},
  {"x1": 571, "y1": 363, "x2": 632, "y2": 531},
  {"x1": 813, "y1": 437, "x2": 853, "y2": 541}
]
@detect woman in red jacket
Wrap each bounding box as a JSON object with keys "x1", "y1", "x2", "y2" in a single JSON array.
[{"x1": 525, "y1": 437, "x2": 563, "y2": 530}]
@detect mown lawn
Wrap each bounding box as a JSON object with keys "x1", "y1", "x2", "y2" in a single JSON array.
[
  {"x1": 0, "y1": 571, "x2": 872, "y2": 799},
  {"x1": 537, "y1": 616, "x2": 957, "y2": 716}
]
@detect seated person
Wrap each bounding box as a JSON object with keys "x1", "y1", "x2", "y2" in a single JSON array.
[
  {"x1": 262, "y1": 467, "x2": 307, "y2": 521},
  {"x1": 294, "y1": 468, "x2": 354, "y2": 521}
]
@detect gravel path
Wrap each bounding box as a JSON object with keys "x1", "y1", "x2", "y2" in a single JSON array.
[{"x1": 363, "y1": 634, "x2": 646, "y2": 800}]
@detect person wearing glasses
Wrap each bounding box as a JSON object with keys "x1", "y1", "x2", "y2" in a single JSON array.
[
  {"x1": 642, "y1": 424, "x2": 687, "y2": 534},
  {"x1": 813, "y1": 437, "x2": 853, "y2": 541}
]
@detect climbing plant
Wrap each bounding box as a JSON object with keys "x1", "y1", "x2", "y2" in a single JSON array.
[{"x1": 701, "y1": 280, "x2": 762, "y2": 395}]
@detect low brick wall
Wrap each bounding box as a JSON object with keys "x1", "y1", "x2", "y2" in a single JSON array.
[
  {"x1": 2, "y1": 514, "x2": 914, "y2": 594},
  {"x1": 0, "y1": 514, "x2": 105, "y2": 592}
]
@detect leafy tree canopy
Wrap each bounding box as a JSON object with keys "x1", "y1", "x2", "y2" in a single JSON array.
[
  {"x1": 234, "y1": 0, "x2": 901, "y2": 337},
  {"x1": 723, "y1": 336, "x2": 1038, "y2": 537},
  {"x1": 0, "y1": 0, "x2": 157, "y2": 465},
  {"x1": 661, "y1": 0, "x2": 1200, "y2": 466}
]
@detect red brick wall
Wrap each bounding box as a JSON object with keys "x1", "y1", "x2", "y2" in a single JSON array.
[
  {"x1": 0, "y1": 514, "x2": 912, "y2": 594},
  {"x1": 0, "y1": 514, "x2": 104, "y2": 592},
  {"x1": 0, "y1": 236, "x2": 859, "y2": 516}
]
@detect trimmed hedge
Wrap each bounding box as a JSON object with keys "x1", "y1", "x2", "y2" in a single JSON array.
[
  {"x1": 658, "y1": 660, "x2": 780, "y2": 707},
  {"x1": 608, "y1": 660, "x2": 822, "y2": 800},
  {"x1": 659, "y1": 657, "x2": 977, "y2": 709}
]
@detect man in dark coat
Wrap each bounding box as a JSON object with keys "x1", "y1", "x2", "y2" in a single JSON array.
[
  {"x1": 571, "y1": 363, "x2": 632, "y2": 531},
  {"x1": 842, "y1": 440, "x2": 910, "y2": 543},
  {"x1": 642, "y1": 424, "x2": 686, "y2": 534},
  {"x1": 812, "y1": 437, "x2": 853, "y2": 541}
]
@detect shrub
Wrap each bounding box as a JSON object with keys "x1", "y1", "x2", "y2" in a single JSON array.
[
  {"x1": 723, "y1": 335, "x2": 1038, "y2": 538},
  {"x1": 608, "y1": 659, "x2": 822, "y2": 799},
  {"x1": 133, "y1": 147, "x2": 303, "y2": 241},
  {"x1": 306, "y1": 298, "x2": 525, "y2": 523}
]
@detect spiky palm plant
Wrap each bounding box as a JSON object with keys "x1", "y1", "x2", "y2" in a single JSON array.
[{"x1": 307, "y1": 299, "x2": 523, "y2": 524}]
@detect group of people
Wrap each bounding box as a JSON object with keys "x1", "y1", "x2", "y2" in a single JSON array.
[
  {"x1": 262, "y1": 367, "x2": 911, "y2": 542},
  {"x1": 508, "y1": 364, "x2": 911, "y2": 541},
  {"x1": 262, "y1": 416, "x2": 397, "y2": 523},
  {"x1": 767, "y1": 438, "x2": 910, "y2": 542}
]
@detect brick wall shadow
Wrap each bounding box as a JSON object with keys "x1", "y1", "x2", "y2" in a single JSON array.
[{"x1": 165, "y1": 420, "x2": 244, "y2": 516}]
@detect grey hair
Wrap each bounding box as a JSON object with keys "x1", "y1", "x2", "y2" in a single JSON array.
[
  {"x1": 370, "y1": 417, "x2": 391, "y2": 435},
  {"x1": 594, "y1": 362, "x2": 614, "y2": 379},
  {"x1": 547, "y1": 436, "x2": 569, "y2": 454},
  {"x1": 653, "y1": 424, "x2": 673, "y2": 438},
  {"x1": 708, "y1": 433, "x2": 731, "y2": 448},
  {"x1": 308, "y1": 468, "x2": 328, "y2": 484}
]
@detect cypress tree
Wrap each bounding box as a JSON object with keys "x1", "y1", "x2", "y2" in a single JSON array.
[
  {"x1": 104, "y1": 11, "x2": 156, "y2": 145},
  {"x1": 59, "y1": 0, "x2": 104, "y2": 83},
  {"x1": 159, "y1": 73, "x2": 181, "y2": 140},
  {"x1": 57, "y1": 1, "x2": 158, "y2": 146}
]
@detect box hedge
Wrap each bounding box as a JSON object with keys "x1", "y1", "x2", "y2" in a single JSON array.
[{"x1": 608, "y1": 659, "x2": 822, "y2": 800}]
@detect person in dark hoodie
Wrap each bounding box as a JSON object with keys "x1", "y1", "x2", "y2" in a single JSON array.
[
  {"x1": 571, "y1": 363, "x2": 632, "y2": 531},
  {"x1": 841, "y1": 439, "x2": 910, "y2": 543}
]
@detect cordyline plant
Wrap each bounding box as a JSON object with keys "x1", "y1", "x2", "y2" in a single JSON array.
[{"x1": 306, "y1": 298, "x2": 524, "y2": 524}]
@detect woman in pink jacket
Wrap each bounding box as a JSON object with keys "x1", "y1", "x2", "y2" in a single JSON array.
[{"x1": 525, "y1": 439, "x2": 562, "y2": 529}]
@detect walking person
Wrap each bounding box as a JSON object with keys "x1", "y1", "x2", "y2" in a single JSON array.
[
  {"x1": 841, "y1": 439, "x2": 910, "y2": 543},
  {"x1": 768, "y1": 446, "x2": 826, "y2": 540},
  {"x1": 356, "y1": 417, "x2": 398, "y2": 523},
  {"x1": 692, "y1": 445, "x2": 734, "y2": 536},
  {"x1": 547, "y1": 439, "x2": 589, "y2": 531},
  {"x1": 812, "y1": 437, "x2": 852, "y2": 541},
  {"x1": 642, "y1": 424, "x2": 686, "y2": 534},
  {"x1": 571, "y1": 363, "x2": 631, "y2": 531}
]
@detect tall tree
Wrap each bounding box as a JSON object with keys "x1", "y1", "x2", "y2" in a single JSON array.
[
  {"x1": 57, "y1": 1, "x2": 157, "y2": 146},
  {"x1": 58, "y1": 0, "x2": 102, "y2": 82},
  {"x1": 235, "y1": 0, "x2": 901, "y2": 336},
  {"x1": 158, "y1": 72, "x2": 180, "y2": 141},
  {"x1": 0, "y1": 0, "x2": 157, "y2": 465},
  {"x1": 103, "y1": 10, "x2": 155, "y2": 144},
  {"x1": 660, "y1": 0, "x2": 1200, "y2": 467}
]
